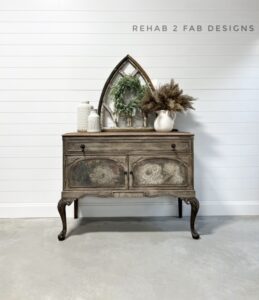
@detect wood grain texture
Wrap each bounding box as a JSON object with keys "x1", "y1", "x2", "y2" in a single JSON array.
[
  {"x1": 63, "y1": 131, "x2": 193, "y2": 136},
  {"x1": 59, "y1": 132, "x2": 198, "y2": 239},
  {"x1": 62, "y1": 133, "x2": 194, "y2": 194}
]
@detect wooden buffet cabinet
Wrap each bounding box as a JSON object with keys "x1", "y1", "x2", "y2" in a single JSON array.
[{"x1": 57, "y1": 131, "x2": 200, "y2": 241}]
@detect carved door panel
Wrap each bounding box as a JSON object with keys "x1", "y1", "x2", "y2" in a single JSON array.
[
  {"x1": 129, "y1": 155, "x2": 193, "y2": 189},
  {"x1": 65, "y1": 156, "x2": 127, "y2": 189}
]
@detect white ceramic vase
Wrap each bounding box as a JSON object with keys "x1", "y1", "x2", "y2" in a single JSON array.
[
  {"x1": 154, "y1": 110, "x2": 176, "y2": 132},
  {"x1": 87, "y1": 109, "x2": 101, "y2": 132},
  {"x1": 77, "y1": 101, "x2": 91, "y2": 132}
]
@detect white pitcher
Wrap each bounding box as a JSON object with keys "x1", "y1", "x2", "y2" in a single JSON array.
[
  {"x1": 154, "y1": 110, "x2": 176, "y2": 132},
  {"x1": 87, "y1": 109, "x2": 101, "y2": 132}
]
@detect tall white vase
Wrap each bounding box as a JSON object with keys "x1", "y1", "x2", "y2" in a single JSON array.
[
  {"x1": 154, "y1": 110, "x2": 176, "y2": 132},
  {"x1": 77, "y1": 101, "x2": 91, "y2": 132}
]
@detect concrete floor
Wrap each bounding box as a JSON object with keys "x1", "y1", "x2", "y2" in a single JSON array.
[{"x1": 0, "y1": 216, "x2": 259, "y2": 300}]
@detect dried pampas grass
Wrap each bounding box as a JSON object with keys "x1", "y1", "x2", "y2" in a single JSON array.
[{"x1": 141, "y1": 79, "x2": 195, "y2": 113}]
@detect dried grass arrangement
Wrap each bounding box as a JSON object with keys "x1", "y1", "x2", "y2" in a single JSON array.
[{"x1": 140, "y1": 79, "x2": 195, "y2": 113}]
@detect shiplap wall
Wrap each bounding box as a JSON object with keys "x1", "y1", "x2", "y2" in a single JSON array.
[{"x1": 0, "y1": 0, "x2": 259, "y2": 217}]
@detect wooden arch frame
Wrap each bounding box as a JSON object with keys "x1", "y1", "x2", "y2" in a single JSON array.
[{"x1": 97, "y1": 55, "x2": 155, "y2": 114}]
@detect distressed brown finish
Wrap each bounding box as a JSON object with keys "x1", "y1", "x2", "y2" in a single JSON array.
[
  {"x1": 129, "y1": 156, "x2": 192, "y2": 188},
  {"x1": 57, "y1": 198, "x2": 75, "y2": 241},
  {"x1": 65, "y1": 156, "x2": 127, "y2": 189},
  {"x1": 65, "y1": 140, "x2": 191, "y2": 154},
  {"x1": 63, "y1": 131, "x2": 193, "y2": 136},
  {"x1": 58, "y1": 131, "x2": 200, "y2": 240},
  {"x1": 182, "y1": 197, "x2": 200, "y2": 239}
]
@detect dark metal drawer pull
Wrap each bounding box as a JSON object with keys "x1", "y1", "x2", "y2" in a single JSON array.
[
  {"x1": 171, "y1": 144, "x2": 176, "y2": 150},
  {"x1": 80, "y1": 144, "x2": 86, "y2": 153}
]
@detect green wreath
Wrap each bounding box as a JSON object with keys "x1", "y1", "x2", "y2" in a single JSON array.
[{"x1": 111, "y1": 75, "x2": 147, "y2": 117}]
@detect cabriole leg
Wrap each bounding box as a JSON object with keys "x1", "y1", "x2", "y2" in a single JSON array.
[
  {"x1": 182, "y1": 197, "x2": 200, "y2": 239},
  {"x1": 57, "y1": 198, "x2": 74, "y2": 241}
]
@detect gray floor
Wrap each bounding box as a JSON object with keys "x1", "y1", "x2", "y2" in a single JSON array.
[{"x1": 0, "y1": 216, "x2": 259, "y2": 300}]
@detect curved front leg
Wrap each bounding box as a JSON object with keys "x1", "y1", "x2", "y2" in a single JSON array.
[
  {"x1": 182, "y1": 197, "x2": 200, "y2": 239},
  {"x1": 57, "y1": 198, "x2": 74, "y2": 241}
]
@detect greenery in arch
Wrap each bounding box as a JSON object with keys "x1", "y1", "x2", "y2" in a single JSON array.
[{"x1": 111, "y1": 75, "x2": 148, "y2": 118}]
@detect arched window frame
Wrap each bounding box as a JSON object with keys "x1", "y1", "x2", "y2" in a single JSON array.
[{"x1": 97, "y1": 55, "x2": 155, "y2": 129}]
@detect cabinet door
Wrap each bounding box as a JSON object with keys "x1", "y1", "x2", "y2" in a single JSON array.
[
  {"x1": 129, "y1": 156, "x2": 193, "y2": 189},
  {"x1": 65, "y1": 156, "x2": 127, "y2": 189}
]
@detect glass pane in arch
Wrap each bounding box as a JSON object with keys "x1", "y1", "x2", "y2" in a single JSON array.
[{"x1": 98, "y1": 55, "x2": 155, "y2": 130}]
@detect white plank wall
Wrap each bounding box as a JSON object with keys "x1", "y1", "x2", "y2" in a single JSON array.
[{"x1": 0, "y1": 0, "x2": 259, "y2": 217}]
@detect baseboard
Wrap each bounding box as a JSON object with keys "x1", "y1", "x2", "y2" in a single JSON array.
[
  {"x1": 0, "y1": 199, "x2": 259, "y2": 218},
  {"x1": 0, "y1": 203, "x2": 60, "y2": 218}
]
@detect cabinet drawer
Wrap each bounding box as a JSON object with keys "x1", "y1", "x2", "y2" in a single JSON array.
[{"x1": 65, "y1": 139, "x2": 192, "y2": 154}]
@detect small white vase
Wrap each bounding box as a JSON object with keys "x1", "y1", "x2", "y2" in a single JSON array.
[
  {"x1": 87, "y1": 109, "x2": 101, "y2": 132},
  {"x1": 77, "y1": 101, "x2": 91, "y2": 132},
  {"x1": 154, "y1": 110, "x2": 176, "y2": 132}
]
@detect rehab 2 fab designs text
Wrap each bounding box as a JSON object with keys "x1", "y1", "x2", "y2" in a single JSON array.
[{"x1": 132, "y1": 24, "x2": 255, "y2": 32}]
